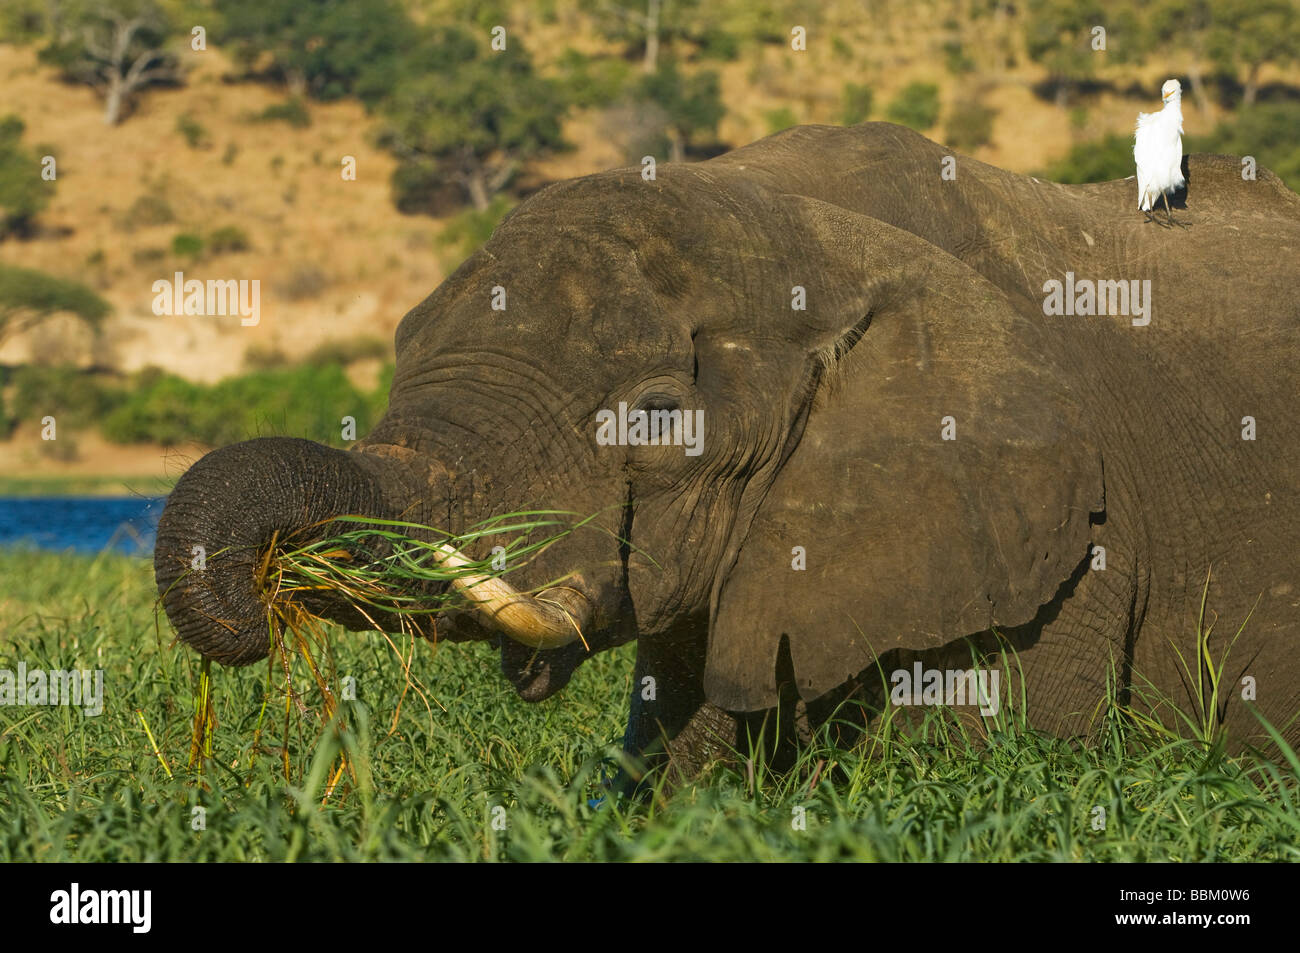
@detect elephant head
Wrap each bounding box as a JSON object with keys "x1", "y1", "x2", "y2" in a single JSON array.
[{"x1": 155, "y1": 125, "x2": 1107, "y2": 717}]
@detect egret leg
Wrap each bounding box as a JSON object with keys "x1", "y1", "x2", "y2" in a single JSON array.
[{"x1": 1161, "y1": 191, "x2": 1188, "y2": 228}]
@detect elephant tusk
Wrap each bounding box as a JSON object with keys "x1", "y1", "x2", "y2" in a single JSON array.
[{"x1": 433, "y1": 543, "x2": 590, "y2": 649}]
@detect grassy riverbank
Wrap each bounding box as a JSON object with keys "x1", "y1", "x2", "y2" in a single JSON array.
[{"x1": 1, "y1": 550, "x2": 1297, "y2": 862}]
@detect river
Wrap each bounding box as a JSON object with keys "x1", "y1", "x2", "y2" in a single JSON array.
[{"x1": 0, "y1": 496, "x2": 165, "y2": 555}]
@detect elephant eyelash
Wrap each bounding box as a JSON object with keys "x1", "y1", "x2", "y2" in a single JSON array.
[
  {"x1": 815, "y1": 309, "x2": 875, "y2": 372},
  {"x1": 635, "y1": 395, "x2": 680, "y2": 411}
]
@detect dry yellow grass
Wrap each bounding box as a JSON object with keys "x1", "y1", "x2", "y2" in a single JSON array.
[
  {"x1": 2, "y1": 0, "x2": 1297, "y2": 396},
  {"x1": 0, "y1": 44, "x2": 439, "y2": 382}
]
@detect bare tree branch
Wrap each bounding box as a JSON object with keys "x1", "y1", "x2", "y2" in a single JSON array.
[{"x1": 52, "y1": 4, "x2": 181, "y2": 125}]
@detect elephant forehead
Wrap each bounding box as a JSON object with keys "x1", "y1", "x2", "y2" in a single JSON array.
[
  {"x1": 397, "y1": 167, "x2": 823, "y2": 371},
  {"x1": 394, "y1": 245, "x2": 689, "y2": 380},
  {"x1": 498, "y1": 166, "x2": 786, "y2": 273}
]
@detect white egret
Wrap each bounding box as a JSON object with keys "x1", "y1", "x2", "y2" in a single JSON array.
[{"x1": 1134, "y1": 79, "x2": 1186, "y2": 226}]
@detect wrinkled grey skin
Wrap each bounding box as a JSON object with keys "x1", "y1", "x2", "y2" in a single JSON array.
[{"x1": 156, "y1": 123, "x2": 1300, "y2": 782}]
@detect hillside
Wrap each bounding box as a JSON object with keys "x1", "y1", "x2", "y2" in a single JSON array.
[
  {"x1": 3, "y1": 6, "x2": 1295, "y2": 378},
  {"x1": 1, "y1": 0, "x2": 1297, "y2": 487}
]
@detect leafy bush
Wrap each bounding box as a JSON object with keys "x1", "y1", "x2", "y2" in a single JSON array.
[
  {"x1": 255, "y1": 98, "x2": 312, "y2": 128},
  {"x1": 208, "y1": 225, "x2": 251, "y2": 254},
  {"x1": 171, "y1": 232, "x2": 204, "y2": 258},
  {"x1": 1039, "y1": 133, "x2": 1133, "y2": 184},
  {"x1": 635, "y1": 61, "x2": 725, "y2": 160},
  {"x1": 277, "y1": 264, "x2": 329, "y2": 301},
  {"x1": 132, "y1": 247, "x2": 167, "y2": 266},
  {"x1": 1188, "y1": 103, "x2": 1300, "y2": 189},
  {"x1": 696, "y1": 27, "x2": 740, "y2": 62},
  {"x1": 99, "y1": 369, "x2": 201, "y2": 446},
  {"x1": 379, "y1": 25, "x2": 567, "y2": 211},
  {"x1": 555, "y1": 49, "x2": 632, "y2": 109},
  {"x1": 215, "y1": 0, "x2": 419, "y2": 105},
  {"x1": 435, "y1": 194, "x2": 515, "y2": 261},
  {"x1": 942, "y1": 39, "x2": 975, "y2": 75},
  {"x1": 121, "y1": 192, "x2": 175, "y2": 229},
  {"x1": 945, "y1": 101, "x2": 998, "y2": 151},
  {"x1": 886, "y1": 82, "x2": 941, "y2": 131},
  {"x1": 840, "y1": 83, "x2": 873, "y2": 126},
  {"x1": 390, "y1": 159, "x2": 466, "y2": 216},
  {"x1": 0, "y1": 113, "x2": 52, "y2": 238},
  {"x1": 0, "y1": 0, "x2": 52, "y2": 42},
  {"x1": 0, "y1": 265, "x2": 110, "y2": 342},
  {"x1": 102, "y1": 364, "x2": 384, "y2": 447},
  {"x1": 1036, "y1": 105, "x2": 1300, "y2": 187},
  {"x1": 176, "y1": 113, "x2": 208, "y2": 148},
  {"x1": 7, "y1": 365, "x2": 123, "y2": 430},
  {"x1": 763, "y1": 107, "x2": 798, "y2": 134}
]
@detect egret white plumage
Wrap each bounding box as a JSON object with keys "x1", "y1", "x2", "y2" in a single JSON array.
[{"x1": 1134, "y1": 79, "x2": 1186, "y2": 226}]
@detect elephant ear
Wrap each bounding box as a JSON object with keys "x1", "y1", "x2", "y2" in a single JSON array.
[{"x1": 704, "y1": 197, "x2": 1104, "y2": 711}]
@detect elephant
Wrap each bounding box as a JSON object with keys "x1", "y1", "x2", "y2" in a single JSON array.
[{"x1": 155, "y1": 122, "x2": 1300, "y2": 784}]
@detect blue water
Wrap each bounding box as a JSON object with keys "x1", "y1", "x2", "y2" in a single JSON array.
[{"x1": 0, "y1": 496, "x2": 166, "y2": 555}]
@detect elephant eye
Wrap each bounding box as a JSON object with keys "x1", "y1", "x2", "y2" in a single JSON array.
[
  {"x1": 628, "y1": 393, "x2": 685, "y2": 444},
  {"x1": 634, "y1": 394, "x2": 680, "y2": 414}
]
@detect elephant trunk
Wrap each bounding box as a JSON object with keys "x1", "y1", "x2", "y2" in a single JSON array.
[
  {"x1": 154, "y1": 436, "x2": 591, "y2": 666},
  {"x1": 154, "y1": 437, "x2": 415, "y2": 666}
]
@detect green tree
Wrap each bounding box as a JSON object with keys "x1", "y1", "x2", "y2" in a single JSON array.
[
  {"x1": 0, "y1": 265, "x2": 110, "y2": 347},
  {"x1": 886, "y1": 83, "x2": 941, "y2": 131},
  {"x1": 582, "y1": 0, "x2": 733, "y2": 74},
  {"x1": 945, "y1": 100, "x2": 998, "y2": 151},
  {"x1": 0, "y1": 0, "x2": 53, "y2": 42},
  {"x1": 39, "y1": 0, "x2": 182, "y2": 125},
  {"x1": 379, "y1": 28, "x2": 566, "y2": 212},
  {"x1": 1147, "y1": 0, "x2": 1217, "y2": 116},
  {"x1": 1023, "y1": 0, "x2": 1141, "y2": 106},
  {"x1": 636, "y1": 59, "x2": 724, "y2": 161},
  {"x1": 0, "y1": 115, "x2": 52, "y2": 239},
  {"x1": 1205, "y1": 0, "x2": 1300, "y2": 106},
  {"x1": 214, "y1": 0, "x2": 417, "y2": 104},
  {"x1": 840, "y1": 83, "x2": 874, "y2": 126},
  {"x1": 1038, "y1": 132, "x2": 1134, "y2": 184},
  {"x1": 1189, "y1": 103, "x2": 1300, "y2": 187}
]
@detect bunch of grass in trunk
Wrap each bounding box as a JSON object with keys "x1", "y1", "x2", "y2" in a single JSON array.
[{"x1": 186, "y1": 511, "x2": 590, "y2": 799}]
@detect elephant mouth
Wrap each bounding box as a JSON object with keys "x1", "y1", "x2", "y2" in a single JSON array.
[
  {"x1": 498, "y1": 635, "x2": 589, "y2": 701},
  {"x1": 433, "y1": 607, "x2": 589, "y2": 700}
]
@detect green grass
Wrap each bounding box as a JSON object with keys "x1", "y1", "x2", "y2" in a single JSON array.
[
  {"x1": 1, "y1": 549, "x2": 1298, "y2": 861},
  {"x1": 0, "y1": 474, "x2": 176, "y2": 497}
]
